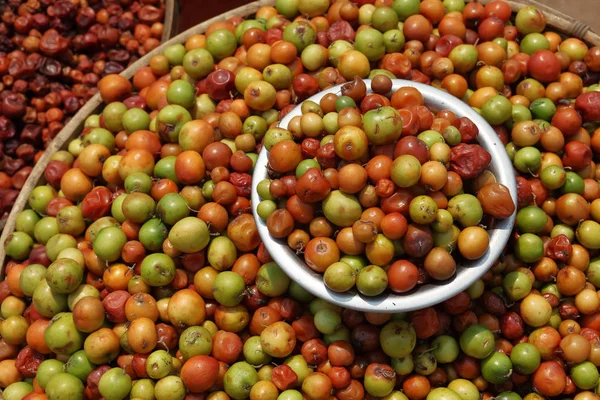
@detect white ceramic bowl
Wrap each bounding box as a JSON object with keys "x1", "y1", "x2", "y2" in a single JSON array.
[{"x1": 251, "y1": 79, "x2": 517, "y2": 313}]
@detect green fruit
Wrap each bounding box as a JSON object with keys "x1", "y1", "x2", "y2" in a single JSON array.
[
  {"x1": 354, "y1": 28, "x2": 385, "y2": 62},
  {"x1": 207, "y1": 236, "x2": 238, "y2": 271},
  {"x1": 392, "y1": 0, "x2": 420, "y2": 20},
  {"x1": 223, "y1": 362, "x2": 259, "y2": 400},
  {"x1": 414, "y1": 351, "x2": 437, "y2": 375},
  {"x1": 391, "y1": 155, "x2": 421, "y2": 188},
  {"x1": 98, "y1": 368, "x2": 133, "y2": 400},
  {"x1": 510, "y1": 343, "x2": 540, "y2": 374},
  {"x1": 323, "y1": 262, "x2": 356, "y2": 292},
  {"x1": 146, "y1": 350, "x2": 173, "y2": 379},
  {"x1": 157, "y1": 105, "x2": 192, "y2": 143},
  {"x1": 82, "y1": 127, "x2": 115, "y2": 150},
  {"x1": 15, "y1": 209, "x2": 41, "y2": 237},
  {"x1": 283, "y1": 21, "x2": 316, "y2": 52},
  {"x1": 65, "y1": 350, "x2": 96, "y2": 382},
  {"x1": 356, "y1": 265, "x2": 388, "y2": 296},
  {"x1": 179, "y1": 326, "x2": 213, "y2": 360},
  {"x1": 122, "y1": 108, "x2": 150, "y2": 134},
  {"x1": 314, "y1": 309, "x2": 342, "y2": 335},
  {"x1": 431, "y1": 335, "x2": 460, "y2": 363},
  {"x1": 520, "y1": 33, "x2": 549, "y2": 55},
  {"x1": 206, "y1": 29, "x2": 237, "y2": 60},
  {"x1": 131, "y1": 379, "x2": 155, "y2": 400},
  {"x1": 426, "y1": 388, "x2": 463, "y2": 400},
  {"x1": 164, "y1": 44, "x2": 186, "y2": 65},
  {"x1": 391, "y1": 356, "x2": 414, "y2": 375},
  {"x1": 514, "y1": 233, "x2": 544, "y2": 263},
  {"x1": 34, "y1": 217, "x2": 59, "y2": 245},
  {"x1": 139, "y1": 218, "x2": 169, "y2": 252},
  {"x1": 45, "y1": 312, "x2": 84, "y2": 356},
  {"x1": 481, "y1": 351, "x2": 512, "y2": 384},
  {"x1": 33, "y1": 280, "x2": 67, "y2": 318},
  {"x1": 140, "y1": 253, "x2": 176, "y2": 287},
  {"x1": 515, "y1": 6, "x2": 547, "y2": 34},
  {"x1": 57, "y1": 206, "x2": 86, "y2": 237},
  {"x1": 576, "y1": 220, "x2": 600, "y2": 249},
  {"x1": 449, "y1": 45, "x2": 478, "y2": 74},
  {"x1": 503, "y1": 271, "x2": 533, "y2": 301},
  {"x1": 3, "y1": 382, "x2": 33, "y2": 400},
  {"x1": 45, "y1": 373, "x2": 84, "y2": 400},
  {"x1": 169, "y1": 217, "x2": 210, "y2": 253},
  {"x1": 372, "y1": 6, "x2": 399, "y2": 32},
  {"x1": 570, "y1": 361, "x2": 599, "y2": 390},
  {"x1": 19, "y1": 263, "x2": 47, "y2": 297},
  {"x1": 447, "y1": 194, "x2": 483, "y2": 227},
  {"x1": 36, "y1": 359, "x2": 65, "y2": 389},
  {"x1": 409, "y1": 195, "x2": 438, "y2": 225},
  {"x1": 167, "y1": 80, "x2": 196, "y2": 109},
  {"x1": 28, "y1": 186, "x2": 57, "y2": 214},
  {"x1": 322, "y1": 190, "x2": 362, "y2": 227},
  {"x1": 362, "y1": 106, "x2": 402, "y2": 145},
  {"x1": 380, "y1": 321, "x2": 416, "y2": 358},
  {"x1": 93, "y1": 226, "x2": 127, "y2": 262},
  {"x1": 383, "y1": 30, "x2": 405, "y2": 53},
  {"x1": 102, "y1": 102, "x2": 127, "y2": 133},
  {"x1": 516, "y1": 206, "x2": 547, "y2": 233},
  {"x1": 481, "y1": 95, "x2": 512, "y2": 125},
  {"x1": 276, "y1": 0, "x2": 299, "y2": 18},
  {"x1": 156, "y1": 193, "x2": 190, "y2": 225},
  {"x1": 446, "y1": 379, "x2": 479, "y2": 400},
  {"x1": 155, "y1": 376, "x2": 185, "y2": 400},
  {"x1": 4, "y1": 232, "x2": 34, "y2": 260},
  {"x1": 46, "y1": 258, "x2": 83, "y2": 294},
  {"x1": 460, "y1": 324, "x2": 495, "y2": 359},
  {"x1": 529, "y1": 98, "x2": 556, "y2": 121},
  {"x1": 263, "y1": 64, "x2": 292, "y2": 90},
  {"x1": 213, "y1": 271, "x2": 246, "y2": 307},
  {"x1": 122, "y1": 192, "x2": 156, "y2": 223},
  {"x1": 256, "y1": 262, "x2": 290, "y2": 297}
]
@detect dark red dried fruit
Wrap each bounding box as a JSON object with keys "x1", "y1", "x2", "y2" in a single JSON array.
[
  {"x1": 449, "y1": 143, "x2": 492, "y2": 179},
  {"x1": 545, "y1": 234, "x2": 572, "y2": 263},
  {"x1": 453, "y1": 117, "x2": 479, "y2": 143},
  {"x1": 230, "y1": 172, "x2": 252, "y2": 197},
  {"x1": 327, "y1": 21, "x2": 356, "y2": 43},
  {"x1": 15, "y1": 346, "x2": 45, "y2": 378}
]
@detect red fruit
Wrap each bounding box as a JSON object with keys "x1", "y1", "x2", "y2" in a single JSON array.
[
  {"x1": 528, "y1": 50, "x2": 561, "y2": 83},
  {"x1": 410, "y1": 307, "x2": 439, "y2": 339},
  {"x1": 575, "y1": 91, "x2": 600, "y2": 121},
  {"x1": 180, "y1": 355, "x2": 220, "y2": 393},
  {"x1": 205, "y1": 69, "x2": 236, "y2": 101},
  {"x1": 551, "y1": 108, "x2": 582, "y2": 136},
  {"x1": 532, "y1": 361, "x2": 566, "y2": 396},
  {"x1": 562, "y1": 141, "x2": 592, "y2": 171},
  {"x1": 271, "y1": 364, "x2": 298, "y2": 391}
]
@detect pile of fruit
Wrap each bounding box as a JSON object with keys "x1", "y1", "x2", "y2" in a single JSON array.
[
  {"x1": 0, "y1": 0, "x2": 168, "y2": 220},
  {"x1": 1, "y1": 0, "x2": 600, "y2": 399},
  {"x1": 257, "y1": 75, "x2": 515, "y2": 296}
]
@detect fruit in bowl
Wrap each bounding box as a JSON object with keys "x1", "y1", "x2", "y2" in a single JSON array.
[{"x1": 253, "y1": 76, "x2": 517, "y2": 310}]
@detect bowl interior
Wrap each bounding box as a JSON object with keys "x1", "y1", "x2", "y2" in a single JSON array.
[{"x1": 251, "y1": 79, "x2": 517, "y2": 313}]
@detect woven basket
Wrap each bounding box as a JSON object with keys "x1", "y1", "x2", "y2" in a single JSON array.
[
  {"x1": 162, "y1": 0, "x2": 180, "y2": 43},
  {"x1": 0, "y1": 0, "x2": 178, "y2": 230},
  {"x1": 0, "y1": 0, "x2": 597, "y2": 274}
]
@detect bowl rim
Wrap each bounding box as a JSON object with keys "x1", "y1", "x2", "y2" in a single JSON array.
[{"x1": 251, "y1": 78, "x2": 517, "y2": 313}]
